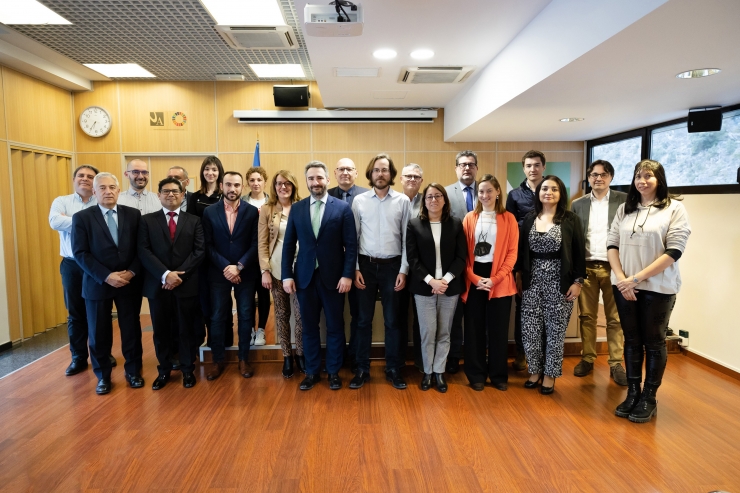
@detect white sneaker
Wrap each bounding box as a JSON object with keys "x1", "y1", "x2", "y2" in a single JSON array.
[
  {"x1": 250, "y1": 329, "x2": 256, "y2": 346},
  {"x1": 254, "y1": 328, "x2": 266, "y2": 346}
]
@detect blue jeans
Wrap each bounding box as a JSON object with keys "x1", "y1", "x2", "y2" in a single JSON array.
[
  {"x1": 210, "y1": 280, "x2": 256, "y2": 362},
  {"x1": 355, "y1": 256, "x2": 404, "y2": 372},
  {"x1": 60, "y1": 258, "x2": 88, "y2": 362}
]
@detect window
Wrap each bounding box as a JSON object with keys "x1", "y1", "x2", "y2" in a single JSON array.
[{"x1": 590, "y1": 135, "x2": 642, "y2": 186}]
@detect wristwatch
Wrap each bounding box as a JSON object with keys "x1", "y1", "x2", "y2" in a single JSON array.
[{"x1": 632, "y1": 276, "x2": 639, "y2": 284}]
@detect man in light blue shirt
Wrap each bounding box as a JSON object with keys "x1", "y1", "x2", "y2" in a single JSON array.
[{"x1": 117, "y1": 158, "x2": 161, "y2": 214}]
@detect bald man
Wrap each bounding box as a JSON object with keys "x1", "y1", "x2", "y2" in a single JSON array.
[
  {"x1": 328, "y1": 158, "x2": 369, "y2": 371},
  {"x1": 118, "y1": 159, "x2": 161, "y2": 215}
]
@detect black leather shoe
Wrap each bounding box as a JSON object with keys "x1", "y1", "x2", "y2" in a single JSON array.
[
  {"x1": 282, "y1": 356, "x2": 295, "y2": 379},
  {"x1": 65, "y1": 360, "x2": 88, "y2": 376},
  {"x1": 182, "y1": 371, "x2": 196, "y2": 388},
  {"x1": 540, "y1": 380, "x2": 555, "y2": 395},
  {"x1": 524, "y1": 375, "x2": 542, "y2": 389},
  {"x1": 420, "y1": 373, "x2": 432, "y2": 391},
  {"x1": 299, "y1": 374, "x2": 320, "y2": 391},
  {"x1": 349, "y1": 371, "x2": 370, "y2": 389},
  {"x1": 470, "y1": 382, "x2": 484, "y2": 392},
  {"x1": 295, "y1": 354, "x2": 307, "y2": 374},
  {"x1": 433, "y1": 373, "x2": 447, "y2": 393},
  {"x1": 615, "y1": 383, "x2": 642, "y2": 418},
  {"x1": 95, "y1": 379, "x2": 111, "y2": 395},
  {"x1": 351, "y1": 360, "x2": 359, "y2": 374},
  {"x1": 385, "y1": 369, "x2": 407, "y2": 390},
  {"x1": 445, "y1": 359, "x2": 460, "y2": 374},
  {"x1": 125, "y1": 373, "x2": 145, "y2": 389},
  {"x1": 109, "y1": 355, "x2": 117, "y2": 367},
  {"x1": 628, "y1": 385, "x2": 658, "y2": 423},
  {"x1": 152, "y1": 374, "x2": 170, "y2": 390},
  {"x1": 492, "y1": 382, "x2": 508, "y2": 391},
  {"x1": 170, "y1": 356, "x2": 181, "y2": 371},
  {"x1": 328, "y1": 373, "x2": 342, "y2": 390}
]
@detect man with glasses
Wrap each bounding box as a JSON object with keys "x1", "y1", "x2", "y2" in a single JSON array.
[
  {"x1": 444, "y1": 150, "x2": 479, "y2": 374},
  {"x1": 328, "y1": 158, "x2": 368, "y2": 372},
  {"x1": 118, "y1": 159, "x2": 161, "y2": 215},
  {"x1": 400, "y1": 163, "x2": 424, "y2": 217},
  {"x1": 167, "y1": 166, "x2": 192, "y2": 213},
  {"x1": 570, "y1": 159, "x2": 627, "y2": 385},
  {"x1": 350, "y1": 153, "x2": 411, "y2": 390},
  {"x1": 138, "y1": 177, "x2": 205, "y2": 389}
]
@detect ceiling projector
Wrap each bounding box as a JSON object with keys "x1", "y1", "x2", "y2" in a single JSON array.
[{"x1": 304, "y1": 3, "x2": 364, "y2": 37}]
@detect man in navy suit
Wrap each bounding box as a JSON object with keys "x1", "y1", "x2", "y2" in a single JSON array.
[
  {"x1": 283, "y1": 161, "x2": 357, "y2": 391},
  {"x1": 138, "y1": 177, "x2": 205, "y2": 390},
  {"x1": 201, "y1": 171, "x2": 260, "y2": 381},
  {"x1": 72, "y1": 172, "x2": 144, "y2": 395}
]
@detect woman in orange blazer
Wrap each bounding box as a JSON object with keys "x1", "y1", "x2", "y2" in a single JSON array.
[{"x1": 461, "y1": 174, "x2": 519, "y2": 391}]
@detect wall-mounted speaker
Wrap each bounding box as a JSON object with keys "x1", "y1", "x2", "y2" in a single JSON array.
[
  {"x1": 688, "y1": 107, "x2": 722, "y2": 133},
  {"x1": 273, "y1": 85, "x2": 310, "y2": 107}
]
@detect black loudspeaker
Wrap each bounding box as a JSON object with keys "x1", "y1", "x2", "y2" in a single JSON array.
[
  {"x1": 688, "y1": 108, "x2": 722, "y2": 133},
  {"x1": 273, "y1": 85, "x2": 310, "y2": 107}
]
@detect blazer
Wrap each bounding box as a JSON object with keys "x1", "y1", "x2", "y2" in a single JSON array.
[
  {"x1": 201, "y1": 199, "x2": 260, "y2": 284},
  {"x1": 282, "y1": 195, "x2": 357, "y2": 290},
  {"x1": 445, "y1": 181, "x2": 477, "y2": 221},
  {"x1": 406, "y1": 216, "x2": 467, "y2": 297},
  {"x1": 138, "y1": 210, "x2": 205, "y2": 299},
  {"x1": 327, "y1": 184, "x2": 369, "y2": 207},
  {"x1": 258, "y1": 201, "x2": 289, "y2": 272},
  {"x1": 516, "y1": 210, "x2": 586, "y2": 295},
  {"x1": 71, "y1": 204, "x2": 142, "y2": 301},
  {"x1": 461, "y1": 210, "x2": 519, "y2": 302},
  {"x1": 570, "y1": 190, "x2": 627, "y2": 237}
]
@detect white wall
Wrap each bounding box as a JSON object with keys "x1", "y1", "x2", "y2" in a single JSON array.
[{"x1": 669, "y1": 194, "x2": 740, "y2": 373}]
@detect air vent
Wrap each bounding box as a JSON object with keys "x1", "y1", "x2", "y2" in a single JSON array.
[
  {"x1": 215, "y1": 25, "x2": 297, "y2": 50},
  {"x1": 398, "y1": 66, "x2": 475, "y2": 84}
]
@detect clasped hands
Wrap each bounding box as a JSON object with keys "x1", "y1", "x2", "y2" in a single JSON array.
[
  {"x1": 105, "y1": 270, "x2": 134, "y2": 288},
  {"x1": 429, "y1": 278, "x2": 449, "y2": 295},
  {"x1": 282, "y1": 276, "x2": 352, "y2": 294},
  {"x1": 615, "y1": 276, "x2": 639, "y2": 301},
  {"x1": 162, "y1": 271, "x2": 186, "y2": 290}
]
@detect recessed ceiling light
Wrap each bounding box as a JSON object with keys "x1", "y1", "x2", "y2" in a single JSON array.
[
  {"x1": 410, "y1": 49, "x2": 434, "y2": 60},
  {"x1": 84, "y1": 64, "x2": 155, "y2": 78},
  {"x1": 560, "y1": 118, "x2": 584, "y2": 122},
  {"x1": 0, "y1": 0, "x2": 71, "y2": 24},
  {"x1": 199, "y1": 0, "x2": 285, "y2": 26},
  {"x1": 249, "y1": 64, "x2": 305, "y2": 78},
  {"x1": 373, "y1": 49, "x2": 397, "y2": 60},
  {"x1": 676, "y1": 68, "x2": 721, "y2": 79}
]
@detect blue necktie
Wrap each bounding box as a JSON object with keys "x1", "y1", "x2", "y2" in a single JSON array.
[
  {"x1": 342, "y1": 191, "x2": 349, "y2": 203},
  {"x1": 464, "y1": 186, "x2": 473, "y2": 213},
  {"x1": 106, "y1": 209, "x2": 118, "y2": 246}
]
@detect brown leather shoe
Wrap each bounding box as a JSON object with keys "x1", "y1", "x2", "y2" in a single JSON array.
[
  {"x1": 206, "y1": 362, "x2": 226, "y2": 381},
  {"x1": 239, "y1": 360, "x2": 254, "y2": 378}
]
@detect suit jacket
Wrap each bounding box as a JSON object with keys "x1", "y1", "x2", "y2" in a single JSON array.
[
  {"x1": 406, "y1": 217, "x2": 467, "y2": 297},
  {"x1": 201, "y1": 199, "x2": 260, "y2": 284},
  {"x1": 72, "y1": 204, "x2": 142, "y2": 301},
  {"x1": 445, "y1": 181, "x2": 477, "y2": 221},
  {"x1": 138, "y1": 210, "x2": 205, "y2": 299},
  {"x1": 327, "y1": 184, "x2": 369, "y2": 207},
  {"x1": 570, "y1": 190, "x2": 627, "y2": 237},
  {"x1": 258, "y1": 201, "x2": 287, "y2": 272},
  {"x1": 282, "y1": 195, "x2": 357, "y2": 290}
]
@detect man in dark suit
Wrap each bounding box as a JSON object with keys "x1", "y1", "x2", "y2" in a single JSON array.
[
  {"x1": 72, "y1": 172, "x2": 144, "y2": 395},
  {"x1": 283, "y1": 161, "x2": 357, "y2": 391},
  {"x1": 570, "y1": 159, "x2": 628, "y2": 385},
  {"x1": 138, "y1": 177, "x2": 205, "y2": 390},
  {"x1": 327, "y1": 157, "x2": 368, "y2": 372},
  {"x1": 201, "y1": 171, "x2": 260, "y2": 381}
]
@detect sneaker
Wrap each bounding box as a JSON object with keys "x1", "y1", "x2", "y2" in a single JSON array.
[
  {"x1": 254, "y1": 328, "x2": 266, "y2": 346},
  {"x1": 610, "y1": 363, "x2": 628, "y2": 386},
  {"x1": 250, "y1": 329, "x2": 256, "y2": 346},
  {"x1": 573, "y1": 359, "x2": 594, "y2": 377}
]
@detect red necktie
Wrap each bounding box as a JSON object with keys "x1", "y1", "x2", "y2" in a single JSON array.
[{"x1": 167, "y1": 211, "x2": 177, "y2": 241}]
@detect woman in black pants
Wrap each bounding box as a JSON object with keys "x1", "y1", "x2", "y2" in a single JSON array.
[{"x1": 607, "y1": 160, "x2": 691, "y2": 423}]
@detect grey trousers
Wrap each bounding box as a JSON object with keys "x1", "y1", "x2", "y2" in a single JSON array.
[{"x1": 414, "y1": 293, "x2": 459, "y2": 374}]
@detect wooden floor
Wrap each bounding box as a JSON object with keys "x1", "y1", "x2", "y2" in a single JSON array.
[{"x1": 1, "y1": 319, "x2": 740, "y2": 493}]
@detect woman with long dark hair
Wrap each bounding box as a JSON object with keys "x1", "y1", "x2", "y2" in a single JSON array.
[
  {"x1": 517, "y1": 175, "x2": 585, "y2": 394},
  {"x1": 608, "y1": 159, "x2": 691, "y2": 423}
]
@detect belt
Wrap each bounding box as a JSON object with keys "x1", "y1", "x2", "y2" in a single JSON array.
[
  {"x1": 530, "y1": 250, "x2": 560, "y2": 260},
  {"x1": 359, "y1": 254, "x2": 401, "y2": 265},
  {"x1": 586, "y1": 260, "x2": 610, "y2": 265}
]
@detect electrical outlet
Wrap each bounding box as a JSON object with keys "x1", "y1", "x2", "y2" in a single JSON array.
[{"x1": 679, "y1": 330, "x2": 689, "y2": 338}]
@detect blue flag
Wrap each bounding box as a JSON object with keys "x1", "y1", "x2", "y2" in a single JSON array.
[{"x1": 253, "y1": 140, "x2": 260, "y2": 167}]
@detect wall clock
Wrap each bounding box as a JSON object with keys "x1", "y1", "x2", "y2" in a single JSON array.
[{"x1": 79, "y1": 106, "x2": 112, "y2": 137}]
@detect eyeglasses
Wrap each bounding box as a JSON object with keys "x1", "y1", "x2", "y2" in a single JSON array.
[
  {"x1": 372, "y1": 168, "x2": 391, "y2": 174},
  {"x1": 128, "y1": 170, "x2": 149, "y2": 176},
  {"x1": 336, "y1": 167, "x2": 356, "y2": 173},
  {"x1": 275, "y1": 182, "x2": 293, "y2": 189},
  {"x1": 456, "y1": 163, "x2": 477, "y2": 169},
  {"x1": 425, "y1": 195, "x2": 444, "y2": 201},
  {"x1": 160, "y1": 189, "x2": 181, "y2": 196},
  {"x1": 589, "y1": 173, "x2": 609, "y2": 179},
  {"x1": 402, "y1": 174, "x2": 422, "y2": 181}
]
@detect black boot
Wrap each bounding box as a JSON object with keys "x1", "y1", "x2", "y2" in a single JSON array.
[
  {"x1": 629, "y1": 384, "x2": 658, "y2": 423},
  {"x1": 615, "y1": 383, "x2": 641, "y2": 418},
  {"x1": 433, "y1": 373, "x2": 447, "y2": 393},
  {"x1": 294, "y1": 353, "x2": 307, "y2": 374},
  {"x1": 282, "y1": 356, "x2": 294, "y2": 379}
]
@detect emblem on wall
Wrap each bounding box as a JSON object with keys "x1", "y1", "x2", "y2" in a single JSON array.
[{"x1": 149, "y1": 110, "x2": 189, "y2": 130}]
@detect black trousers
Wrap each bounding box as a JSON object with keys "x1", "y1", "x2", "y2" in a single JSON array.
[
  {"x1": 448, "y1": 299, "x2": 464, "y2": 360},
  {"x1": 86, "y1": 291, "x2": 143, "y2": 380},
  {"x1": 150, "y1": 292, "x2": 199, "y2": 374},
  {"x1": 464, "y1": 262, "x2": 513, "y2": 385},
  {"x1": 513, "y1": 294, "x2": 524, "y2": 353},
  {"x1": 397, "y1": 287, "x2": 422, "y2": 368},
  {"x1": 252, "y1": 283, "x2": 271, "y2": 330},
  {"x1": 60, "y1": 258, "x2": 88, "y2": 362},
  {"x1": 612, "y1": 287, "x2": 676, "y2": 387}
]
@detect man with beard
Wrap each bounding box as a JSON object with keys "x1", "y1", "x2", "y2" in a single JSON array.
[
  {"x1": 201, "y1": 171, "x2": 260, "y2": 381},
  {"x1": 350, "y1": 153, "x2": 411, "y2": 390},
  {"x1": 117, "y1": 159, "x2": 161, "y2": 215},
  {"x1": 282, "y1": 161, "x2": 357, "y2": 391}
]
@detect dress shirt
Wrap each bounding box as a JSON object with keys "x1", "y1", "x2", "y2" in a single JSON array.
[
  {"x1": 352, "y1": 188, "x2": 410, "y2": 274},
  {"x1": 422, "y1": 222, "x2": 455, "y2": 285},
  {"x1": 224, "y1": 199, "x2": 240, "y2": 234},
  {"x1": 309, "y1": 193, "x2": 328, "y2": 225},
  {"x1": 408, "y1": 192, "x2": 422, "y2": 218},
  {"x1": 338, "y1": 184, "x2": 361, "y2": 205},
  {"x1": 117, "y1": 188, "x2": 161, "y2": 215},
  {"x1": 98, "y1": 204, "x2": 119, "y2": 225},
  {"x1": 246, "y1": 194, "x2": 267, "y2": 212},
  {"x1": 586, "y1": 190, "x2": 610, "y2": 261},
  {"x1": 161, "y1": 207, "x2": 181, "y2": 284},
  {"x1": 49, "y1": 192, "x2": 97, "y2": 258},
  {"x1": 459, "y1": 180, "x2": 478, "y2": 210}
]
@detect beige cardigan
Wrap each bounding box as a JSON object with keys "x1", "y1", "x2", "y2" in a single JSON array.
[{"x1": 258, "y1": 202, "x2": 286, "y2": 272}]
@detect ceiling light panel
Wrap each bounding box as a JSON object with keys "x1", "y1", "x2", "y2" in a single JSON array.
[
  {"x1": 0, "y1": 0, "x2": 70, "y2": 24},
  {"x1": 84, "y1": 63, "x2": 156, "y2": 78},
  {"x1": 676, "y1": 68, "x2": 721, "y2": 79},
  {"x1": 373, "y1": 49, "x2": 397, "y2": 60},
  {"x1": 560, "y1": 117, "x2": 584, "y2": 122},
  {"x1": 199, "y1": 0, "x2": 285, "y2": 26},
  {"x1": 249, "y1": 64, "x2": 305, "y2": 78},
  {"x1": 410, "y1": 49, "x2": 434, "y2": 60}
]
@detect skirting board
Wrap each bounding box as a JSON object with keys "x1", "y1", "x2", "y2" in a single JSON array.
[{"x1": 681, "y1": 348, "x2": 740, "y2": 382}]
